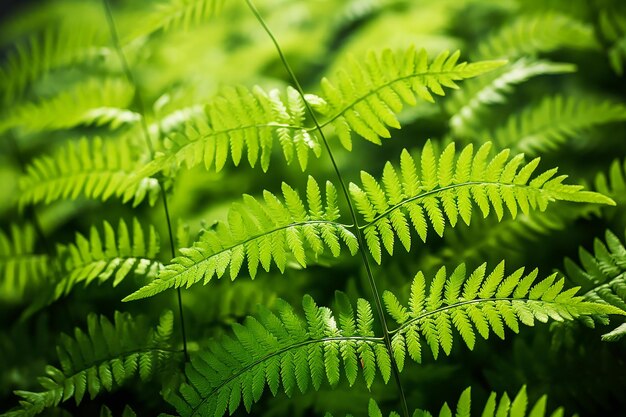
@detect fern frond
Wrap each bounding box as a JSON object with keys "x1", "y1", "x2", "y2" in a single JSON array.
[
  {"x1": 447, "y1": 59, "x2": 576, "y2": 136},
  {"x1": 326, "y1": 386, "x2": 571, "y2": 417},
  {"x1": 124, "y1": 177, "x2": 358, "y2": 301},
  {"x1": 349, "y1": 140, "x2": 613, "y2": 263},
  {"x1": 488, "y1": 95, "x2": 626, "y2": 154},
  {"x1": 46, "y1": 218, "x2": 162, "y2": 305},
  {"x1": 167, "y1": 293, "x2": 385, "y2": 417},
  {"x1": 386, "y1": 261, "x2": 623, "y2": 364},
  {"x1": 0, "y1": 21, "x2": 109, "y2": 104},
  {"x1": 0, "y1": 78, "x2": 139, "y2": 134},
  {"x1": 475, "y1": 13, "x2": 599, "y2": 59},
  {"x1": 564, "y1": 229, "x2": 626, "y2": 339},
  {"x1": 3, "y1": 311, "x2": 177, "y2": 417},
  {"x1": 128, "y1": 85, "x2": 321, "y2": 183},
  {"x1": 18, "y1": 137, "x2": 160, "y2": 209},
  {"x1": 121, "y1": 0, "x2": 225, "y2": 43},
  {"x1": 0, "y1": 224, "x2": 49, "y2": 303},
  {"x1": 594, "y1": 157, "x2": 626, "y2": 206},
  {"x1": 99, "y1": 405, "x2": 137, "y2": 417},
  {"x1": 316, "y1": 47, "x2": 505, "y2": 149},
  {"x1": 599, "y1": 10, "x2": 626, "y2": 75}
]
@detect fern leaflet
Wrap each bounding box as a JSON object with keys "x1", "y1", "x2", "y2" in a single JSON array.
[
  {"x1": 167, "y1": 293, "x2": 385, "y2": 417},
  {"x1": 385, "y1": 261, "x2": 623, "y2": 365},
  {"x1": 124, "y1": 177, "x2": 357, "y2": 301},
  {"x1": 2, "y1": 311, "x2": 177, "y2": 417},
  {"x1": 564, "y1": 229, "x2": 626, "y2": 340},
  {"x1": 349, "y1": 140, "x2": 614, "y2": 263},
  {"x1": 325, "y1": 386, "x2": 571, "y2": 417},
  {"x1": 487, "y1": 95, "x2": 626, "y2": 154},
  {"x1": 18, "y1": 137, "x2": 160, "y2": 209}
]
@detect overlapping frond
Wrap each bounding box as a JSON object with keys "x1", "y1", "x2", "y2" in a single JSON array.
[
  {"x1": 349, "y1": 140, "x2": 613, "y2": 263},
  {"x1": 0, "y1": 224, "x2": 49, "y2": 303},
  {"x1": 47, "y1": 218, "x2": 161, "y2": 305},
  {"x1": 385, "y1": 261, "x2": 622, "y2": 366},
  {"x1": 447, "y1": 59, "x2": 576, "y2": 136},
  {"x1": 2, "y1": 311, "x2": 176, "y2": 417},
  {"x1": 326, "y1": 386, "x2": 571, "y2": 417},
  {"x1": 0, "y1": 21, "x2": 109, "y2": 104},
  {"x1": 599, "y1": 10, "x2": 626, "y2": 75},
  {"x1": 564, "y1": 229, "x2": 626, "y2": 340},
  {"x1": 18, "y1": 137, "x2": 160, "y2": 209},
  {"x1": 316, "y1": 47, "x2": 505, "y2": 149},
  {"x1": 122, "y1": 0, "x2": 225, "y2": 43},
  {"x1": 167, "y1": 293, "x2": 385, "y2": 417},
  {"x1": 129, "y1": 85, "x2": 320, "y2": 184},
  {"x1": 475, "y1": 13, "x2": 599, "y2": 59},
  {"x1": 488, "y1": 95, "x2": 626, "y2": 154},
  {"x1": 594, "y1": 157, "x2": 626, "y2": 205},
  {"x1": 0, "y1": 78, "x2": 139, "y2": 134},
  {"x1": 124, "y1": 177, "x2": 357, "y2": 301}
]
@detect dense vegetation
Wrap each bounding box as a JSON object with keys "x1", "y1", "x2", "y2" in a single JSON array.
[{"x1": 1, "y1": 0, "x2": 626, "y2": 416}]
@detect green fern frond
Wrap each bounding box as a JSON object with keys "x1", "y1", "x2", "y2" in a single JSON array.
[
  {"x1": 124, "y1": 176, "x2": 358, "y2": 301},
  {"x1": 0, "y1": 78, "x2": 139, "y2": 134},
  {"x1": 475, "y1": 13, "x2": 599, "y2": 59},
  {"x1": 349, "y1": 140, "x2": 613, "y2": 264},
  {"x1": 564, "y1": 229, "x2": 626, "y2": 339},
  {"x1": 599, "y1": 10, "x2": 626, "y2": 75},
  {"x1": 447, "y1": 59, "x2": 576, "y2": 136},
  {"x1": 167, "y1": 293, "x2": 385, "y2": 417},
  {"x1": 128, "y1": 85, "x2": 320, "y2": 183},
  {"x1": 0, "y1": 224, "x2": 49, "y2": 303},
  {"x1": 385, "y1": 261, "x2": 623, "y2": 364},
  {"x1": 47, "y1": 218, "x2": 162, "y2": 305},
  {"x1": 316, "y1": 47, "x2": 505, "y2": 149},
  {"x1": 487, "y1": 95, "x2": 626, "y2": 154},
  {"x1": 594, "y1": 157, "x2": 626, "y2": 205},
  {"x1": 3, "y1": 311, "x2": 177, "y2": 417},
  {"x1": 18, "y1": 137, "x2": 160, "y2": 209},
  {"x1": 0, "y1": 21, "x2": 109, "y2": 104},
  {"x1": 327, "y1": 385, "x2": 572, "y2": 417},
  {"x1": 121, "y1": 0, "x2": 225, "y2": 43}
]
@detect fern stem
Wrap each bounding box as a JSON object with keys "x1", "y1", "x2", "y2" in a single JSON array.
[
  {"x1": 102, "y1": 0, "x2": 188, "y2": 362},
  {"x1": 244, "y1": 2, "x2": 410, "y2": 416}
]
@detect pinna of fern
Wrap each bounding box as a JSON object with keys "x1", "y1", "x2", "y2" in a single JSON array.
[
  {"x1": 123, "y1": 46, "x2": 505, "y2": 188},
  {"x1": 2, "y1": 311, "x2": 178, "y2": 417},
  {"x1": 563, "y1": 228, "x2": 626, "y2": 340},
  {"x1": 166, "y1": 262, "x2": 621, "y2": 417},
  {"x1": 325, "y1": 385, "x2": 570, "y2": 417},
  {"x1": 349, "y1": 140, "x2": 614, "y2": 264},
  {"x1": 125, "y1": 140, "x2": 613, "y2": 300}
]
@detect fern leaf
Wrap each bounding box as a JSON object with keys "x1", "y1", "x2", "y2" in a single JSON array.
[
  {"x1": 3, "y1": 311, "x2": 177, "y2": 417},
  {"x1": 476, "y1": 13, "x2": 599, "y2": 59},
  {"x1": 45, "y1": 218, "x2": 162, "y2": 305},
  {"x1": 0, "y1": 224, "x2": 49, "y2": 303},
  {"x1": 317, "y1": 47, "x2": 505, "y2": 148},
  {"x1": 166, "y1": 294, "x2": 383, "y2": 417},
  {"x1": 121, "y1": 0, "x2": 225, "y2": 43},
  {"x1": 0, "y1": 78, "x2": 139, "y2": 134},
  {"x1": 386, "y1": 261, "x2": 623, "y2": 363},
  {"x1": 124, "y1": 177, "x2": 357, "y2": 301},
  {"x1": 598, "y1": 10, "x2": 626, "y2": 75},
  {"x1": 564, "y1": 229, "x2": 626, "y2": 338},
  {"x1": 325, "y1": 385, "x2": 573, "y2": 417},
  {"x1": 0, "y1": 20, "x2": 109, "y2": 104},
  {"x1": 18, "y1": 137, "x2": 160, "y2": 209},
  {"x1": 447, "y1": 59, "x2": 576, "y2": 136},
  {"x1": 351, "y1": 141, "x2": 613, "y2": 263},
  {"x1": 488, "y1": 95, "x2": 626, "y2": 154}
]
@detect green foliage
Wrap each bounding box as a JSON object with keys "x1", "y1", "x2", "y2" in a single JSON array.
[
  {"x1": 18, "y1": 137, "x2": 160, "y2": 209},
  {"x1": 2, "y1": 311, "x2": 176, "y2": 417},
  {"x1": 125, "y1": 177, "x2": 357, "y2": 300},
  {"x1": 349, "y1": 140, "x2": 613, "y2": 263},
  {"x1": 326, "y1": 386, "x2": 571, "y2": 417}
]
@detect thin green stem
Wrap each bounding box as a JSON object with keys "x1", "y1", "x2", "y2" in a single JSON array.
[
  {"x1": 243, "y1": 2, "x2": 409, "y2": 416},
  {"x1": 102, "y1": 0, "x2": 188, "y2": 362}
]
